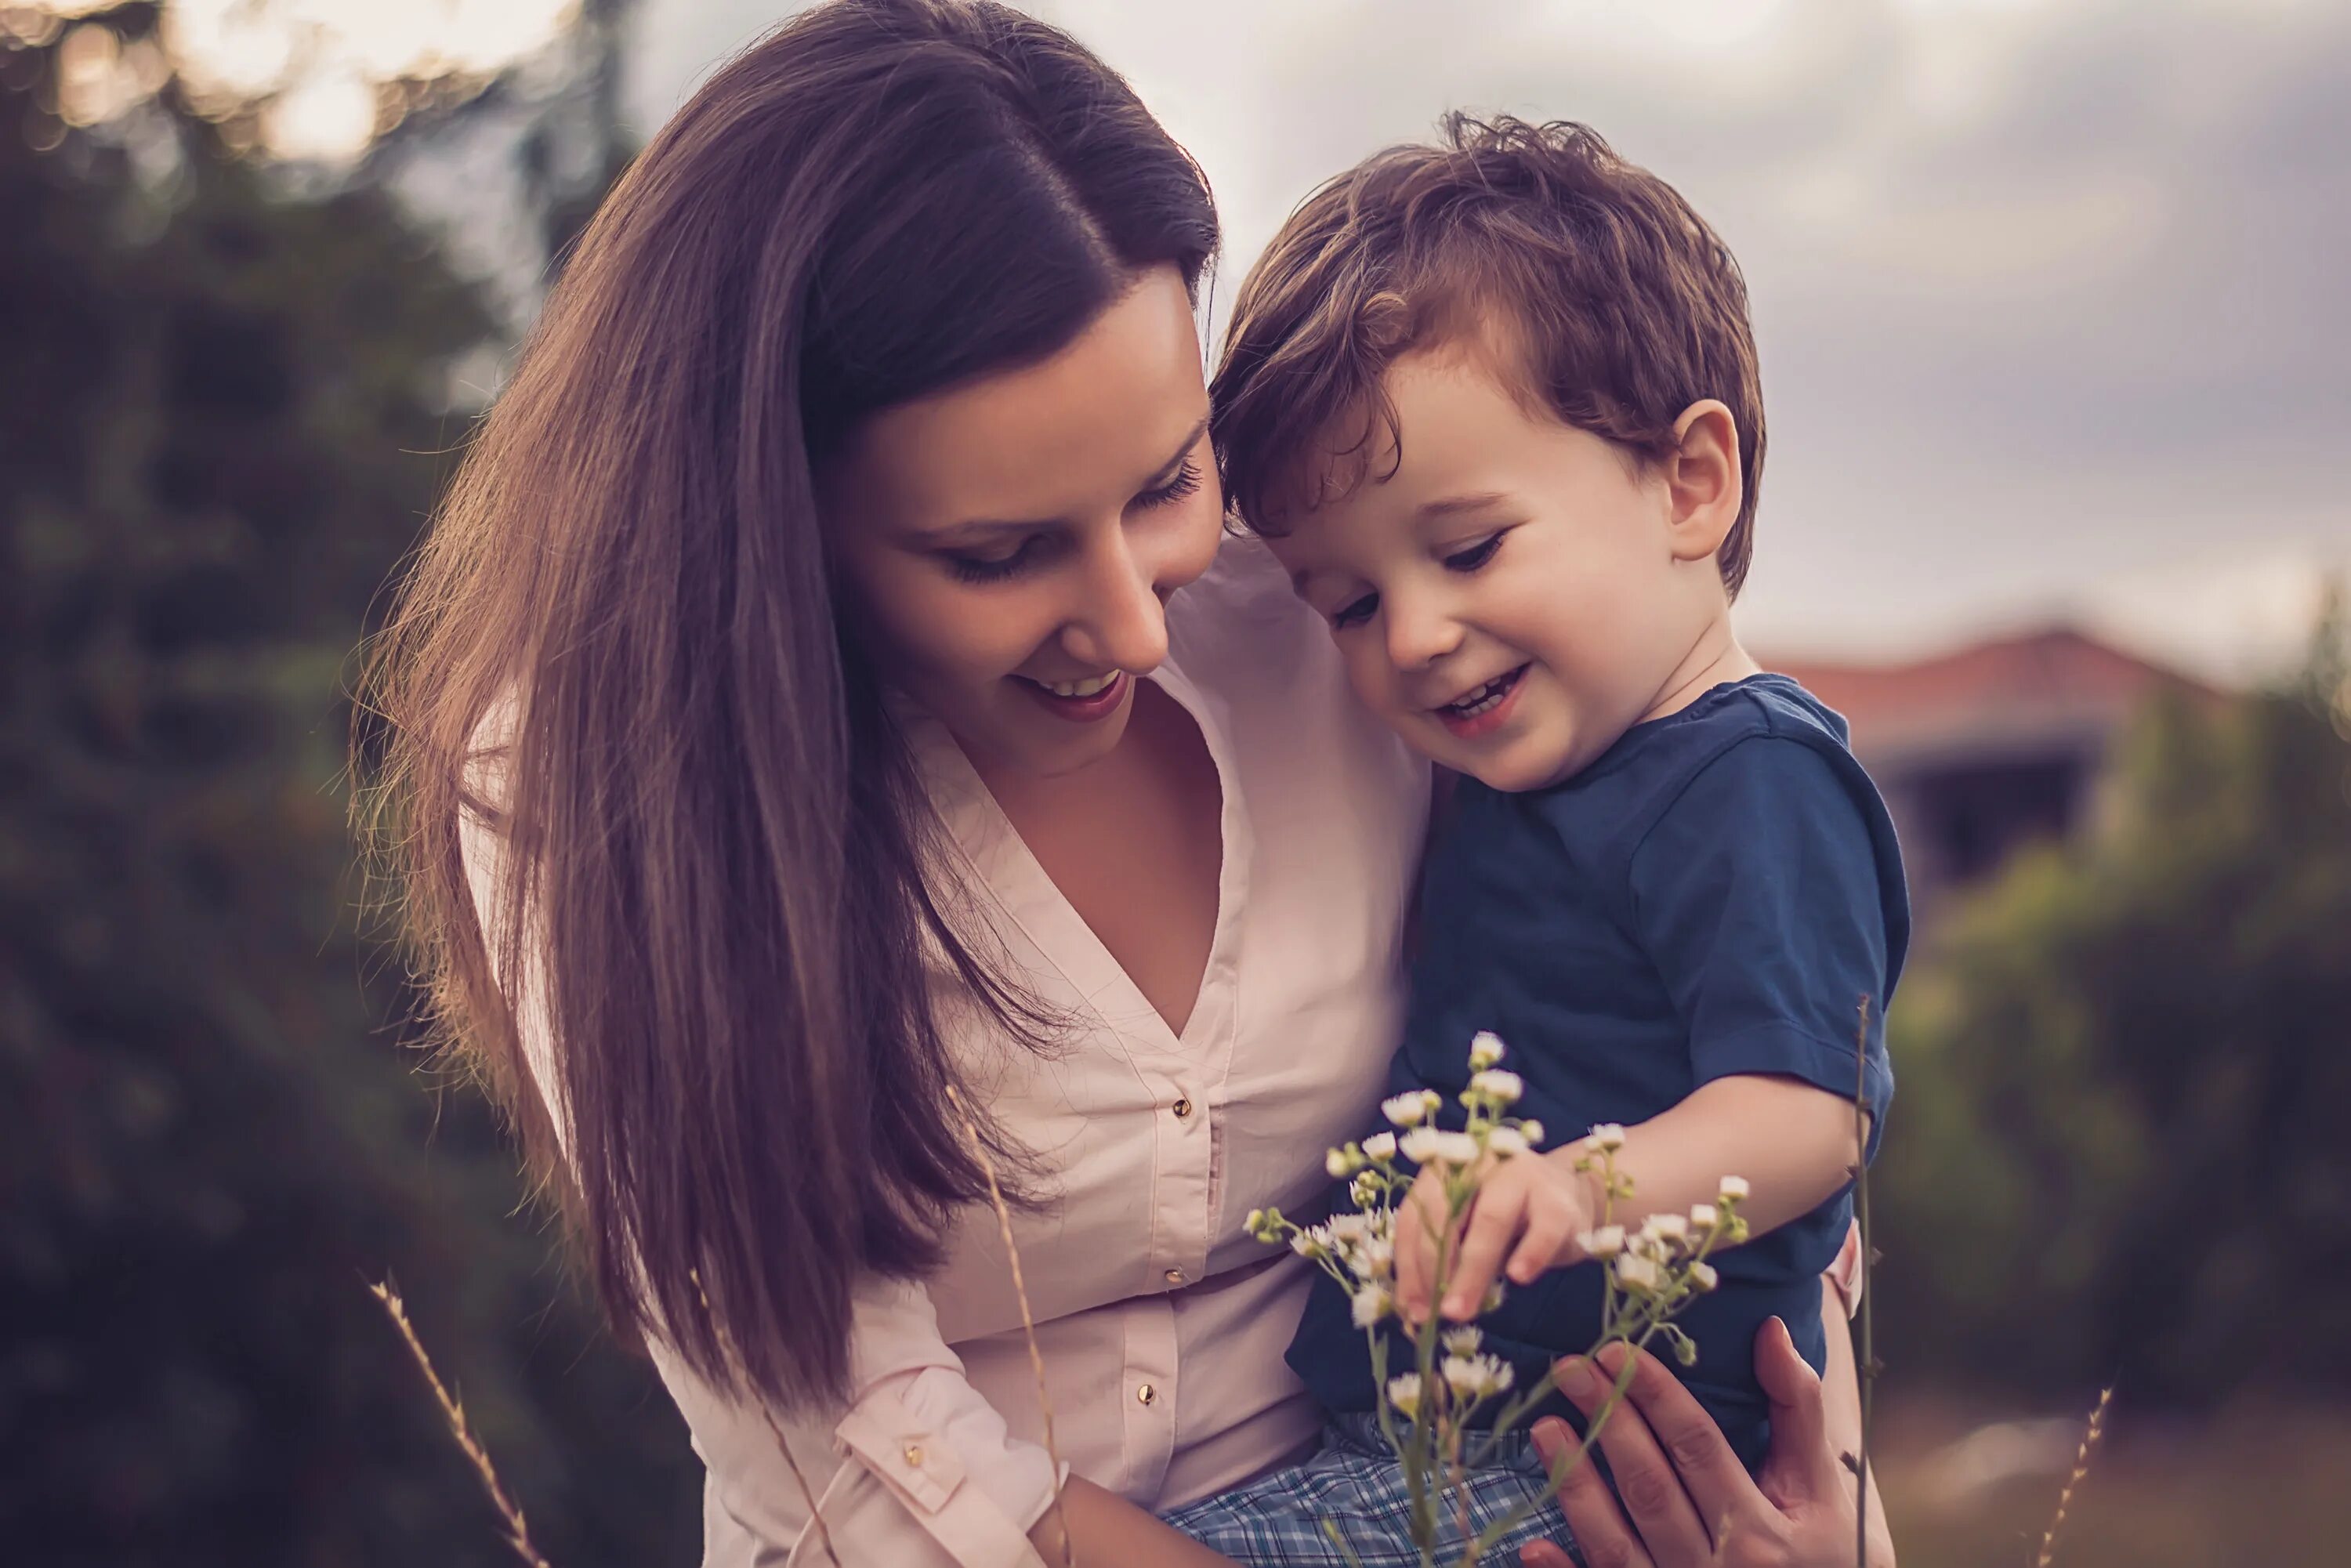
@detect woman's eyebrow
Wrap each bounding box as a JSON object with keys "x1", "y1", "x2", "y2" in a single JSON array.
[{"x1": 925, "y1": 415, "x2": 1211, "y2": 539}]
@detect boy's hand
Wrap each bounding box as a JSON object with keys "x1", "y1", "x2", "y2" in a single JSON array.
[{"x1": 1395, "y1": 1150, "x2": 1601, "y2": 1324}]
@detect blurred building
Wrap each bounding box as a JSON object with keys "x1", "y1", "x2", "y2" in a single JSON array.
[{"x1": 1770, "y1": 628, "x2": 2216, "y2": 917}]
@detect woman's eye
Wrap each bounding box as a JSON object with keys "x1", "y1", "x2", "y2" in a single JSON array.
[
  {"x1": 1330, "y1": 592, "x2": 1378, "y2": 631},
  {"x1": 1443, "y1": 533, "x2": 1505, "y2": 572},
  {"x1": 944, "y1": 537, "x2": 1044, "y2": 584},
  {"x1": 1136, "y1": 458, "x2": 1204, "y2": 509}
]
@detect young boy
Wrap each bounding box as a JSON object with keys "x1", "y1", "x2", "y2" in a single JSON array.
[{"x1": 1165, "y1": 118, "x2": 1907, "y2": 1561}]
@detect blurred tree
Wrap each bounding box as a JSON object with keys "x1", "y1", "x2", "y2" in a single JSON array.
[
  {"x1": 0, "y1": 6, "x2": 695, "y2": 1566},
  {"x1": 1875, "y1": 605, "x2": 2351, "y2": 1409}
]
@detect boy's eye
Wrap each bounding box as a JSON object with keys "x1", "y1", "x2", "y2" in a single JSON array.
[
  {"x1": 1330, "y1": 591, "x2": 1378, "y2": 631},
  {"x1": 1442, "y1": 533, "x2": 1506, "y2": 572}
]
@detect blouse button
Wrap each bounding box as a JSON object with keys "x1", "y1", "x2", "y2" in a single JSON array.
[
  {"x1": 1164, "y1": 1267, "x2": 1186, "y2": 1286},
  {"x1": 902, "y1": 1443, "x2": 924, "y2": 1468},
  {"x1": 1136, "y1": 1382, "x2": 1157, "y2": 1407},
  {"x1": 1171, "y1": 1096, "x2": 1194, "y2": 1120}
]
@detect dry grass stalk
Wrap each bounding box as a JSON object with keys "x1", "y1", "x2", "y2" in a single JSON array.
[
  {"x1": 2035, "y1": 1385, "x2": 2114, "y2": 1567},
  {"x1": 944, "y1": 1081, "x2": 1076, "y2": 1568},
  {"x1": 368, "y1": 1280, "x2": 554, "y2": 1568}
]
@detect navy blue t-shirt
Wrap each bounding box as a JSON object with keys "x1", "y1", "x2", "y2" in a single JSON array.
[{"x1": 1287, "y1": 675, "x2": 1908, "y2": 1472}]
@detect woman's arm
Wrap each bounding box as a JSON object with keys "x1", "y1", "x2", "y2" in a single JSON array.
[{"x1": 1028, "y1": 1476, "x2": 1234, "y2": 1567}]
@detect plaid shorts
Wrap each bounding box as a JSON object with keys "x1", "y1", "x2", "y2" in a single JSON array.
[{"x1": 1160, "y1": 1414, "x2": 1581, "y2": 1567}]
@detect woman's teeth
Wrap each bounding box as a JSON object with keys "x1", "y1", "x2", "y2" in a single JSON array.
[{"x1": 1034, "y1": 672, "x2": 1120, "y2": 698}]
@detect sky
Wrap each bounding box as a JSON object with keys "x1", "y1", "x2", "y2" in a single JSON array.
[
  {"x1": 38, "y1": 0, "x2": 2335, "y2": 676},
  {"x1": 621, "y1": 0, "x2": 2349, "y2": 678}
]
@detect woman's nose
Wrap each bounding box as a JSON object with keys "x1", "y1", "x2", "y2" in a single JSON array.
[{"x1": 1060, "y1": 531, "x2": 1172, "y2": 673}]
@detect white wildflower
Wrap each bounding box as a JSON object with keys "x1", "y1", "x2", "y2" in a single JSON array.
[
  {"x1": 1383, "y1": 1092, "x2": 1431, "y2": 1128},
  {"x1": 1486, "y1": 1126, "x2": 1531, "y2": 1158},
  {"x1": 1689, "y1": 1204, "x2": 1720, "y2": 1233},
  {"x1": 1469, "y1": 1031, "x2": 1507, "y2": 1070},
  {"x1": 1351, "y1": 1282, "x2": 1393, "y2": 1328},
  {"x1": 1443, "y1": 1326, "x2": 1484, "y2": 1356},
  {"x1": 1291, "y1": 1224, "x2": 1331, "y2": 1260},
  {"x1": 1362, "y1": 1132, "x2": 1398, "y2": 1162},
  {"x1": 1386, "y1": 1373, "x2": 1423, "y2": 1418},
  {"x1": 1399, "y1": 1127, "x2": 1444, "y2": 1165},
  {"x1": 1429, "y1": 1132, "x2": 1481, "y2": 1168},
  {"x1": 1688, "y1": 1261, "x2": 1719, "y2": 1293},
  {"x1": 1516, "y1": 1120, "x2": 1545, "y2": 1149},
  {"x1": 1360, "y1": 1234, "x2": 1395, "y2": 1278},
  {"x1": 1642, "y1": 1211, "x2": 1690, "y2": 1246},
  {"x1": 1718, "y1": 1175, "x2": 1751, "y2": 1202},
  {"x1": 1442, "y1": 1353, "x2": 1515, "y2": 1400},
  {"x1": 1327, "y1": 1147, "x2": 1360, "y2": 1179},
  {"x1": 1588, "y1": 1123, "x2": 1628, "y2": 1152},
  {"x1": 1614, "y1": 1255, "x2": 1662, "y2": 1295},
  {"x1": 1576, "y1": 1224, "x2": 1626, "y2": 1259},
  {"x1": 1469, "y1": 1070, "x2": 1524, "y2": 1106}
]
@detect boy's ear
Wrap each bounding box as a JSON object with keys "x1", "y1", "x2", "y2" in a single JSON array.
[{"x1": 1663, "y1": 400, "x2": 1742, "y2": 563}]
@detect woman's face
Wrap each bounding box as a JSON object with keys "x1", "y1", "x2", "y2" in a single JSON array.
[{"x1": 824, "y1": 266, "x2": 1223, "y2": 779}]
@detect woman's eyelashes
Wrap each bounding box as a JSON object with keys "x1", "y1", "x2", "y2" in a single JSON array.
[
  {"x1": 944, "y1": 535, "x2": 1046, "y2": 584},
  {"x1": 938, "y1": 460, "x2": 1205, "y2": 585},
  {"x1": 1140, "y1": 457, "x2": 1204, "y2": 508}
]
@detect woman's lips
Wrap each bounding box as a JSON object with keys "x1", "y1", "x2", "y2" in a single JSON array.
[{"x1": 1014, "y1": 669, "x2": 1130, "y2": 722}]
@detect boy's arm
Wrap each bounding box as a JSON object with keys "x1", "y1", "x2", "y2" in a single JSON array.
[{"x1": 1560, "y1": 1072, "x2": 1866, "y2": 1239}]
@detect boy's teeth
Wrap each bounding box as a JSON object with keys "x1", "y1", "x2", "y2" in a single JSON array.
[{"x1": 1041, "y1": 672, "x2": 1118, "y2": 698}]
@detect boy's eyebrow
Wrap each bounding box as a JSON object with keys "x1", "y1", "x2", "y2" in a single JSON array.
[
  {"x1": 920, "y1": 415, "x2": 1210, "y2": 540},
  {"x1": 1415, "y1": 491, "x2": 1511, "y2": 523}
]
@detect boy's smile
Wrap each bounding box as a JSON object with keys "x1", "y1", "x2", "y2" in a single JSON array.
[{"x1": 1264, "y1": 342, "x2": 1758, "y2": 792}]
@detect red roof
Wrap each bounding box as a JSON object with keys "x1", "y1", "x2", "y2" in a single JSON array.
[{"x1": 1765, "y1": 627, "x2": 2215, "y2": 762}]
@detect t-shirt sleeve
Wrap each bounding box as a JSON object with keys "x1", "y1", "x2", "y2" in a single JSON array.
[{"x1": 1625, "y1": 736, "x2": 1896, "y2": 1158}]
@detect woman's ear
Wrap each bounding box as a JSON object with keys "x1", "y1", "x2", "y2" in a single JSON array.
[{"x1": 1663, "y1": 400, "x2": 1741, "y2": 564}]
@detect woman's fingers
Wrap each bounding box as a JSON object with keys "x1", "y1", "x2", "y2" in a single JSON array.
[
  {"x1": 1531, "y1": 1408, "x2": 1652, "y2": 1568},
  {"x1": 1752, "y1": 1316, "x2": 1838, "y2": 1505},
  {"x1": 1558, "y1": 1346, "x2": 1715, "y2": 1561}
]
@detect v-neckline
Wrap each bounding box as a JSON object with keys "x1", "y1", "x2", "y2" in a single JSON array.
[{"x1": 918, "y1": 661, "x2": 1253, "y2": 1066}]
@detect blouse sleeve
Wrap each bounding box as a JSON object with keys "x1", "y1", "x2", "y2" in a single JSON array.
[{"x1": 456, "y1": 753, "x2": 1063, "y2": 1568}]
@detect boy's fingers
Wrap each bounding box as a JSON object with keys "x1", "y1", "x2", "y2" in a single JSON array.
[
  {"x1": 1506, "y1": 1199, "x2": 1578, "y2": 1284},
  {"x1": 1441, "y1": 1191, "x2": 1519, "y2": 1318}
]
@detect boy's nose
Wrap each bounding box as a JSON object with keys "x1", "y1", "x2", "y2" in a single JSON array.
[{"x1": 1384, "y1": 598, "x2": 1464, "y2": 672}]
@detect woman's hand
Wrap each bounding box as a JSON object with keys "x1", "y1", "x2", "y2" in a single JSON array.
[{"x1": 1516, "y1": 1320, "x2": 1894, "y2": 1568}]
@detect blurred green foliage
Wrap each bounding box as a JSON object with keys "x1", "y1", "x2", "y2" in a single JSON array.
[
  {"x1": 0, "y1": 9, "x2": 696, "y2": 1565},
  {"x1": 1875, "y1": 608, "x2": 2351, "y2": 1408}
]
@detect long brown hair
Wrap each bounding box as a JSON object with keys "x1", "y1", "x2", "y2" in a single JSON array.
[{"x1": 355, "y1": 0, "x2": 1216, "y2": 1409}]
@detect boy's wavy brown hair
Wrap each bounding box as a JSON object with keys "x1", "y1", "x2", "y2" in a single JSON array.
[{"x1": 1212, "y1": 114, "x2": 1766, "y2": 598}]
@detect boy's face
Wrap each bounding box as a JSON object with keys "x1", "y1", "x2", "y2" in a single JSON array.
[{"x1": 1265, "y1": 347, "x2": 1733, "y2": 792}]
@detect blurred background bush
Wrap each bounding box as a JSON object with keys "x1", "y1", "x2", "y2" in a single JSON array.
[{"x1": 2, "y1": 3, "x2": 2345, "y2": 1564}]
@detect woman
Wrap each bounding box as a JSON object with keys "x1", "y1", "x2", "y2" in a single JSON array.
[{"x1": 360, "y1": 3, "x2": 1894, "y2": 1565}]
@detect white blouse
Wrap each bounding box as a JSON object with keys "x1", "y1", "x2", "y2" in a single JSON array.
[{"x1": 464, "y1": 537, "x2": 1432, "y2": 1567}]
